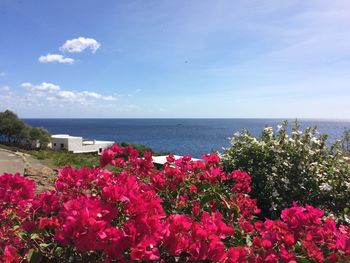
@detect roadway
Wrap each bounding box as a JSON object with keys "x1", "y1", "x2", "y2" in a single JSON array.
[{"x1": 0, "y1": 149, "x2": 25, "y2": 175}]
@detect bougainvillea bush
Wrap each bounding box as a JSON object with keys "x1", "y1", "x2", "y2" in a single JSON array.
[
  {"x1": 1, "y1": 144, "x2": 349, "y2": 262},
  {"x1": 222, "y1": 121, "x2": 350, "y2": 222}
]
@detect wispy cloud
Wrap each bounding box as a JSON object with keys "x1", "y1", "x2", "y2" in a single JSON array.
[
  {"x1": 38, "y1": 54, "x2": 75, "y2": 64},
  {"x1": 60, "y1": 37, "x2": 101, "y2": 53},
  {"x1": 18, "y1": 82, "x2": 117, "y2": 106},
  {"x1": 0, "y1": 86, "x2": 10, "y2": 92},
  {"x1": 21, "y1": 82, "x2": 61, "y2": 93},
  {"x1": 0, "y1": 72, "x2": 6, "y2": 77},
  {"x1": 53, "y1": 90, "x2": 117, "y2": 104}
]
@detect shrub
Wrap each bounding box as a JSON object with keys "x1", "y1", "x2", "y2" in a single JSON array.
[
  {"x1": 0, "y1": 109, "x2": 51, "y2": 148},
  {"x1": 341, "y1": 128, "x2": 350, "y2": 156},
  {"x1": 221, "y1": 121, "x2": 350, "y2": 222},
  {"x1": 0, "y1": 144, "x2": 350, "y2": 262}
]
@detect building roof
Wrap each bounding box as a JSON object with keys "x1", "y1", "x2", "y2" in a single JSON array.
[
  {"x1": 82, "y1": 140, "x2": 114, "y2": 145},
  {"x1": 51, "y1": 134, "x2": 82, "y2": 139}
]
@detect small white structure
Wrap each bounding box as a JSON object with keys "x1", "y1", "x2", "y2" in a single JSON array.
[
  {"x1": 152, "y1": 155, "x2": 202, "y2": 165},
  {"x1": 51, "y1": 134, "x2": 114, "y2": 154}
]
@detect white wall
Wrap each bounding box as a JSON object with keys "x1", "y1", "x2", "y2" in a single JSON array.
[
  {"x1": 51, "y1": 136, "x2": 113, "y2": 154},
  {"x1": 66, "y1": 137, "x2": 84, "y2": 152},
  {"x1": 51, "y1": 138, "x2": 70, "y2": 150},
  {"x1": 72, "y1": 142, "x2": 114, "y2": 154}
]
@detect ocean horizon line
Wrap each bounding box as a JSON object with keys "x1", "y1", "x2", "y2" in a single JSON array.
[{"x1": 22, "y1": 117, "x2": 350, "y2": 122}]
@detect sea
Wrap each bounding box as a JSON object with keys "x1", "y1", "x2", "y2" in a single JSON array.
[{"x1": 23, "y1": 119, "x2": 350, "y2": 158}]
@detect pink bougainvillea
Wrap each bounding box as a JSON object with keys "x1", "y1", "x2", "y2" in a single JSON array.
[{"x1": 0, "y1": 144, "x2": 349, "y2": 262}]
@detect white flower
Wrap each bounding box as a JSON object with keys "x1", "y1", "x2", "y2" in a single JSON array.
[
  {"x1": 269, "y1": 202, "x2": 278, "y2": 211},
  {"x1": 319, "y1": 183, "x2": 332, "y2": 191},
  {"x1": 272, "y1": 191, "x2": 279, "y2": 197},
  {"x1": 292, "y1": 130, "x2": 302, "y2": 135},
  {"x1": 311, "y1": 137, "x2": 320, "y2": 144},
  {"x1": 233, "y1": 131, "x2": 240, "y2": 137},
  {"x1": 283, "y1": 161, "x2": 289, "y2": 167},
  {"x1": 344, "y1": 214, "x2": 350, "y2": 224},
  {"x1": 277, "y1": 124, "x2": 283, "y2": 131},
  {"x1": 281, "y1": 178, "x2": 290, "y2": 185}
]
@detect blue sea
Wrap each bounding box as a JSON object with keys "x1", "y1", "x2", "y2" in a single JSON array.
[{"x1": 23, "y1": 119, "x2": 350, "y2": 158}]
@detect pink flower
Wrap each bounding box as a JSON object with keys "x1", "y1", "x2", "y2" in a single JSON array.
[
  {"x1": 163, "y1": 214, "x2": 193, "y2": 256},
  {"x1": 230, "y1": 170, "x2": 251, "y2": 193},
  {"x1": 1, "y1": 245, "x2": 20, "y2": 263},
  {"x1": 202, "y1": 153, "x2": 220, "y2": 167},
  {"x1": 225, "y1": 247, "x2": 247, "y2": 263},
  {"x1": 0, "y1": 173, "x2": 35, "y2": 205}
]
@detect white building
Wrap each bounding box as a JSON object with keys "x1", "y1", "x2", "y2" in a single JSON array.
[{"x1": 51, "y1": 134, "x2": 114, "y2": 154}]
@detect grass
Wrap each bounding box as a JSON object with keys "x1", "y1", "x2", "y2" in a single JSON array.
[
  {"x1": 30, "y1": 150, "x2": 100, "y2": 169},
  {"x1": 0, "y1": 141, "x2": 166, "y2": 169},
  {"x1": 0, "y1": 143, "x2": 99, "y2": 169}
]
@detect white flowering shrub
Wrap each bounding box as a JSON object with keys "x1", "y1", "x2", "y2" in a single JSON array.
[
  {"x1": 341, "y1": 128, "x2": 350, "y2": 155},
  {"x1": 222, "y1": 121, "x2": 350, "y2": 222}
]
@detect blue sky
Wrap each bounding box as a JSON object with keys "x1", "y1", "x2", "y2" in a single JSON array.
[{"x1": 0, "y1": 0, "x2": 349, "y2": 118}]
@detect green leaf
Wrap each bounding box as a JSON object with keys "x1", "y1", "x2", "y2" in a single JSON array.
[
  {"x1": 200, "y1": 193, "x2": 217, "y2": 206},
  {"x1": 297, "y1": 257, "x2": 312, "y2": 263},
  {"x1": 54, "y1": 246, "x2": 63, "y2": 254},
  {"x1": 30, "y1": 233, "x2": 39, "y2": 239},
  {"x1": 39, "y1": 243, "x2": 50, "y2": 249},
  {"x1": 27, "y1": 249, "x2": 42, "y2": 263}
]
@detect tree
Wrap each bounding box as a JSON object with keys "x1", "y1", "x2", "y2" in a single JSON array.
[
  {"x1": 0, "y1": 110, "x2": 51, "y2": 148},
  {"x1": 0, "y1": 110, "x2": 30, "y2": 143},
  {"x1": 29, "y1": 127, "x2": 51, "y2": 149}
]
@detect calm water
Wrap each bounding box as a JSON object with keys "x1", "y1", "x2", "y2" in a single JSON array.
[{"x1": 23, "y1": 119, "x2": 350, "y2": 157}]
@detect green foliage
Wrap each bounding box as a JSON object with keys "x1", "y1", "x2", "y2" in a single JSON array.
[
  {"x1": 30, "y1": 150, "x2": 100, "y2": 169},
  {"x1": 29, "y1": 127, "x2": 51, "y2": 149},
  {"x1": 221, "y1": 121, "x2": 350, "y2": 222},
  {"x1": 341, "y1": 128, "x2": 350, "y2": 155},
  {"x1": 0, "y1": 110, "x2": 29, "y2": 143},
  {"x1": 0, "y1": 143, "x2": 99, "y2": 169},
  {"x1": 0, "y1": 110, "x2": 51, "y2": 148}
]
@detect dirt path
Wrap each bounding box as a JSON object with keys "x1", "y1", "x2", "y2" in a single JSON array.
[
  {"x1": 0, "y1": 148, "x2": 56, "y2": 192},
  {"x1": 0, "y1": 149, "x2": 25, "y2": 174}
]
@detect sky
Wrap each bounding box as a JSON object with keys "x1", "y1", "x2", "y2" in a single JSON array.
[{"x1": 0, "y1": 0, "x2": 350, "y2": 118}]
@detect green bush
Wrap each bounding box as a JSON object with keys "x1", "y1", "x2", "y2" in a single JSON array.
[
  {"x1": 341, "y1": 128, "x2": 350, "y2": 155},
  {"x1": 30, "y1": 150, "x2": 100, "y2": 168},
  {"x1": 221, "y1": 121, "x2": 350, "y2": 222}
]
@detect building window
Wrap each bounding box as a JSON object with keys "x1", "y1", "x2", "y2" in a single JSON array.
[
  {"x1": 53, "y1": 143, "x2": 56, "y2": 146},
  {"x1": 99, "y1": 148, "x2": 102, "y2": 153},
  {"x1": 60, "y1": 143, "x2": 64, "y2": 148}
]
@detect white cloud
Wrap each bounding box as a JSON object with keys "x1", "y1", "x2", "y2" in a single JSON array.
[
  {"x1": 60, "y1": 37, "x2": 101, "y2": 53},
  {"x1": 0, "y1": 72, "x2": 6, "y2": 77},
  {"x1": 21, "y1": 82, "x2": 61, "y2": 93},
  {"x1": 0, "y1": 86, "x2": 10, "y2": 92},
  {"x1": 19, "y1": 81, "x2": 117, "y2": 106},
  {"x1": 81, "y1": 91, "x2": 116, "y2": 101},
  {"x1": 38, "y1": 54, "x2": 75, "y2": 64},
  {"x1": 55, "y1": 90, "x2": 117, "y2": 104}
]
